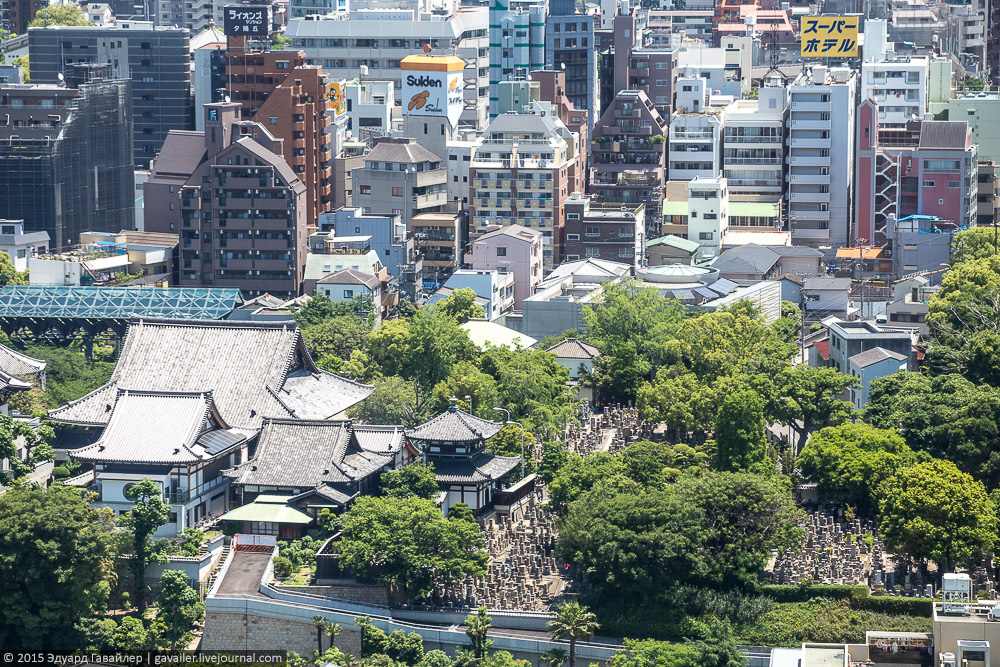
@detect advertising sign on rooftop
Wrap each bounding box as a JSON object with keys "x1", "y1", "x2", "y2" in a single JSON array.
[
  {"x1": 800, "y1": 16, "x2": 859, "y2": 58},
  {"x1": 224, "y1": 5, "x2": 270, "y2": 37},
  {"x1": 401, "y1": 55, "x2": 465, "y2": 127}
]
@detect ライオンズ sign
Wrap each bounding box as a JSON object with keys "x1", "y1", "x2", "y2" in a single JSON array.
[
  {"x1": 400, "y1": 55, "x2": 464, "y2": 127},
  {"x1": 800, "y1": 16, "x2": 859, "y2": 58}
]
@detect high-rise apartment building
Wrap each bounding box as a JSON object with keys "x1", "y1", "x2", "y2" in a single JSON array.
[
  {"x1": 613, "y1": 6, "x2": 678, "y2": 118},
  {"x1": 154, "y1": 0, "x2": 217, "y2": 32},
  {"x1": 29, "y1": 21, "x2": 193, "y2": 166},
  {"x1": 4, "y1": 0, "x2": 43, "y2": 35},
  {"x1": 590, "y1": 90, "x2": 668, "y2": 212},
  {"x1": 285, "y1": 4, "x2": 488, "y2": 128},
  {"x1": 469, "y1": 102, "x2": 585, "y2": 269},
  {"x1": 544, "y1": 0, "x2": 596, "y2": 126},
  {"x1": 489, "y1": 0, "x2": 546, "y2": 118},
  {"x1": 291, "y1": 0, "x2": 348, "y2": 18},
  {"x1": 787, "y1": 65, "x2": 858, "y2": 251},
  {"x1": 226, "y1": 42, "x2": 333, "y2": 225},
  {"x1": 144, "y1": 102, "x2": 308, "y2": 298},
  {"x1": 721, "y1": 82, "x2": 787, "y2": 200},
  {"x1": 0, "y1": 69, "x2": 134, "y2": 247}
]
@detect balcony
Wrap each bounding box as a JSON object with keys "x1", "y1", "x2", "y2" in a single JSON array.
[
  {"x1": 790, "y1": 120, "x2": 831, "y2": 130},
  {"x1": 788, "y1": 139, "x2": 831, "y2": 149},
  {"x1": 789, "y1": 156, "x2": 831, "y2": 167},
  {"x1": 789, "y1": 102, "x2": 829, "y2": 112},
  {"x1": 789, "y1": 174, "x2": 831, "y2": 185},
  {"x1": 789, "y1": 209, "x2": 831, "y2": 222},
  {"x1": 790, "y1": 192, "x2": 831, "y2": 203},
  {"x1": 792, "y1": 227, "x2": 831, "y2": 240}
]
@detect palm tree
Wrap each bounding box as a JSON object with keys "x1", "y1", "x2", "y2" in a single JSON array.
[
  {"x1": 540, "y1": 648, "x2": 568, "y2": 667},
  {"x1": 464, "y1": 606, "x2": 493, "y2": 659},
  {"x1": 547, "y1": 601, "x2": 600, "y2": 667},
  {"x1": 325, "y1": 621, "x2": 343, "y2": 650},
  {"x1": 312, "y1": 615, "x2": 327, "y2": 653},
  {"x1": 354, "y1": 615, "x2": 371, "y2": 658}
]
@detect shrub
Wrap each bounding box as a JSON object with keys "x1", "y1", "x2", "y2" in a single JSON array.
[{"x1": 273, "y1": 556, "x2": 293, "y2": 578}]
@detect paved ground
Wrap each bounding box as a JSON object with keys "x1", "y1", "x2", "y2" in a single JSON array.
[{"x1": 215, "y1": 551, "x2": 271, "y2": 597}]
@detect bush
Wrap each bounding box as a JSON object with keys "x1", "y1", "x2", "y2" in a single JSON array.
[
  {"x1": 363, "y1": 624, "x2": 390, "y2": 656},
  {"x1": 855, "y1": 596, "x2": 933, "y2": 616},
  {"x1": 273, "y1": 556, "x2": 293, "y2": 578},
  {"x1": 758, "y1": 584, "x2": 868, "y2": 603}
]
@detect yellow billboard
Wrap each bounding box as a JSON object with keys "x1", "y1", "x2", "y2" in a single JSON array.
[
  {"x1": 328, "y1": 81, "x2": 346, "y2": 115},
  {"x1": 800, "y1": 16, "x2": 859, "y2": 58}
]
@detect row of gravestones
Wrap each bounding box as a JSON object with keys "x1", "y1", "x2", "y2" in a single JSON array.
[
  {"x1": 564, "y1": 406, "x2": 647, "y2": 456},
  {"x1": 417, "y1": 495, "x2": 567, "y2": 611}
]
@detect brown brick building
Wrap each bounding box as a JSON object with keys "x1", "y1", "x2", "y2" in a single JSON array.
[
  {"x1": 226, "y1": 38, "x2": 332, "y2": 226},
  {"x1": 144, "y1": 102, "x2": 308, "y2": 298}
]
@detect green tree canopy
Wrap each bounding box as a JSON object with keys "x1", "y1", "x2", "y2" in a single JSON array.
[
  {"x1": 431, "y1": 360, "x2": 500, "y2": 417},
  {"x1": 546, "y1": 451, "x2": 621, "y2": 516},
  {"x1": 866, "y1": 372, "x2": 1000, "y2": 486},
  {"x1": 0, "y1": 250, "x2": 28, "y2": 287},
  {"x1": 478, "y1": 345, "x2": 576, "y2": 437},
  {"x1": 118, "y1": 479, "x2": 171, "y2": 613},
  {"x1": 348, "y1": 375, "x2": 423, "y2": 427},
  {"x1": 434, "y1": 288, "x2": 486, "y2": 323},
  {"x1": 155, "y1": 570, "x2": 205, "y2": 650},
  {"x1": 337, "y1": 495, "x2": 487, "y2": 597},
  {"x1": 773, "y1": 365, "x2": 857, "y2": 452},
  {"x1": 0, "y1": 415, "x2": 54, "y2": 485},
  {"x1": 380, "y1": 463, "x2": 439, "y2": 500},
  {"x1": 797, "y1": 423, "x2": 915, "y2": 509},
  {"x1": 302, "y1": 315, "x2": 370, "y2": 361},
  {"x1": 0, "y1": 484, "x2": 115, "y2": 648},
  {"x1": 878, "y1": 459, "x2": 998, "y2": 570},
  {"x1": 713, "y1": 389, "x2": 769, "y2": 474},
  {"x1": 548, "y1": 601, "x2": 600, "y2": 667},
  {"x1": 29, "y1": 4, "x2": 91, "y2": 27}
]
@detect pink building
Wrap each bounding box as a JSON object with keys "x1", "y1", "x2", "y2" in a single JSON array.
[
  {"x1": 468, "y1": 225, "x2": 543, "y2": 308},
  {"x1": 856, "y1": 99, "x2": 977, "y2": 245}
]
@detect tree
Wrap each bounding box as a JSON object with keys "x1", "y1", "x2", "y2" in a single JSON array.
[
  {"x1": 386, "y1": 629, "x2": 423, "y2": 664},
  {"x1": 29, "y1": 4, "x2": 91, "y2": 27},
  {"x1": 349, "y1": 375, "x2": 423, "y2": 427},
  {"x1": 865, "y1": 372, "x2": 1000, "y2": 486},
  {"x1": 548, "y1": 601, "x2": 600, "y2": 667},
  {"x1": 325, "y1": 621, "x2": 342, "y2": 649},
  {"x1": 114, "y1": 616, "x2": 157, "y2": 650},
  {"x1": 338, "y1": 496, "x2": 487, "y2": 598},
  {"x1": 540, "y1": 648, "x2": 568, "y2": 667},
  {"x1": 155, "y1": 570, "x2": 204, "y2": 650},
  {"x1": 448, "y1": 502, "x2": 475, "y2": 523},
  {"x1": 926, "y1": 256, "x2": 1000, "y2": 379},
  {"x1": 878, "y1": 459, "x2": 998, "y2": 571},
  {"x1": 435, "y1": 287, "x2": 486, "y2": 323},
  {"x1": 465, "y1": 607, "x2": 493, "y2": 659},
  {"x1": 952, "y1": 227, "x2": 1000, "y2": 262},
  {"x1": 546, "y1": 451, "x2": 621, "y2": 516},
  {"x1": 487, "y1": 424, "x2": 537, "y2": 479},
  {"x1": 0, "y1": 250, "x2": 28, "y2": 287},
  {"x1": 713, "y1": 389, "x2": 768, "y2": 474},
  {"x1": 431, "y1": 361, "x2": 500, "y2": 417},
  {"x1": 118, "y1": 479, "x2": 171, "y2": 614},
  {"x1": 538, "y1": 441, "x2": 569, "y2": 484},
  {"x1": 302, "y1": 315, "x2": 370, "y2": 361},
  {"x1": 380, "y1": 463, "x2": 439, "y2": 500},
  {"x1": 365, "y1": 319, "x2": 413, "y2": 378},
  {"x1": 0, "y1": 484, "x2": 115, "y2": 648},
  {"x1": 773, "y1": 365, "x2": 857, "y2": 453},
  {"x1": 583, "y1": 279, "x2": 687, "y2": 402},
  {"x1": 797, "y1": 423, "x2": 915, "y2": 510},
  {"x1": 617, "y1": 439, "x2": 676, "y2": 488},
  {"x1": 610, "y1": 639, "x2": 703, "y2": 667},
  {"x1": 478, "y1": 345, "x2": 577, "y2": 437},
  {"x1": 312, "y1": 615, "x2": 327, "y2": 653},
  {"x1": 12, "y1": 56, "x2": 28, "y2": 83},
  {"x1": 0, "y1": 415, "x2": 54, "y2": 485}
]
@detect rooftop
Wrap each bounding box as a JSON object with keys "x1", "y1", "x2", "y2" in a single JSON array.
[
  {"x1": 461, "y1": 319, "x2": 536, "y2": 350},
  {"x1": 848, "y1": 346, "x2": 908, "y2": 369},
  {"x1": 647, "y1": 234, "x2": 701, "y2": 253},
  {"x1": 545, "y1": 338, "x2": 601, "y2": 359},
  {"x1": 406, "y1": 405, "x2": 505, "y2": 445}
]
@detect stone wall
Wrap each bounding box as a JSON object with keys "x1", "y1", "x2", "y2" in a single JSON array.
[
  {"x1": 276, "y1": 583, "x2": 389, "y2": 606},
  {"x1": 201, "y1": 610, "x2": 362, "y2": 656}
]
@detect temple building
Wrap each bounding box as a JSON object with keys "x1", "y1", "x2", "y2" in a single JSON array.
[
  {"x1": 405, "y1": 403, "x2": 520, "y2": 516},
  {"x1": 221, "y1": 418, "x2": 416, "y2": 538},
  {"x1": 52, "y1": 317, "x2": 373, "y2": 535}
]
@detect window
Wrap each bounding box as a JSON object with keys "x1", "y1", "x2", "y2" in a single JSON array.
[
  {"x1": 16, "y1": 249, "x2": 25, "y2": 259},
  {"x1": 496, "y1": 246, "x2": 507, "y2": 257},
  {"x1": 948, "y1": 181, "x2": 960, "y2": 188},
  {"x1": 567, "y1": 212, "x2": 580, "y2": 220},
  {"x1": 392, "y1": 187, "x2": 402, "y2": 197},
  {"x1": 585, "y1": 226, "x2": 600, "y2": 237},
  {"x1": 360, "y1": 185, "x2": 371, "y2": 195},
  {"x1": 586, "y1": 247, "x2": 600, "y2": 257},
  {"x1": 343, "y1": 290, "x2": 354, "y2": 298},
  {"x1": 699, "y1": 232, "x2": 713, "y2": 240},
  {"x1": 269, "y1": 117, "x2": 278, "y2": 125},
  {"x1": 276, "y1": 61, "x2": 289, "y2": 70},
  {"x1": 566, "y1": 233, "x2": 580, "y2": 240},
  {"x1": 923, "y1": 159, "x2": 961, "y2": 172},
  {"x1": 922, "y1": 180, "x2": 935, "y2": 187}
]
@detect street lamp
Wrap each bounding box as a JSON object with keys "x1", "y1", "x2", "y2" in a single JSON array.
[{"x1": 493, "y1": 407, "x2": 525, "y2": 479}]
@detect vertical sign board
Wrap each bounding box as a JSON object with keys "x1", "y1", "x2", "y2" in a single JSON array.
[
  {"x1": 224, "y1": 5, "x2": 271, "y2": 37},
  {"x1": 800, "y1": 16, "x2": 859, "y2": 58},
  {"x1": 400, "y1": 55, "x2": 465, "y2": 127},
  {"x1": 328, "y1": 81, "x2": 346, "y2": 115}
]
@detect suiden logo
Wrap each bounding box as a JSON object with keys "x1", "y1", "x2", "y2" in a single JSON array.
[
  {"x1": 409, "y1": 90, "x2": 429, "y2": 110},
  {"x1": 406, "y1": 75, "x2": 442, "y2": 87}
]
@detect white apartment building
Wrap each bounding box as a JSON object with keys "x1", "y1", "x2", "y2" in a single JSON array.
[
  {"x1": 861, "y1": 58, "x2": 928, "y2": 126},
  {"x1": 721, "y1": 81, "x2": 786, "y2": 199},
  {"x1": 285, "y1": 6, "x2": 489, "y2": 128},
  {"x1": 687, "y1": 175, "x2": 728, "y2": 260},
  {"x1": 787, "y1": 65, "x2": 857, "y2": 251},
  {"x1": 344, "y1": 79, "x2": 394, "y2": 140},
  {"x1": 290, "y1": 0, "x2": 349, "y2": 18},
  {"x1": 669, "y1": 75, "x2": 724, "y2": 181}
]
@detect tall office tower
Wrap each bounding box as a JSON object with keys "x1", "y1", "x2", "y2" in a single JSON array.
[
  {"x1": 29, "y1": 21, "x2": 193, "y2": 166},
  {"x1": 489, "y1": 0, "x2": 546, "y2": 118},
  {"x1": 0, "y1": 66, "x2": 134, "y2": 247},
  {"x1": 544, "y1": 0, "x2": 596, "y2": 126}
]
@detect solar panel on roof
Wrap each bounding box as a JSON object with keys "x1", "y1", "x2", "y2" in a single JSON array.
[{"x1": 708, "y1": 278, "x2": 739, "y2": 295}]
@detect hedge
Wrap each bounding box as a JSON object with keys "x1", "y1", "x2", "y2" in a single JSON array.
[{"x1": 758, "y1": 584, "x2": 933, "y2": 617}]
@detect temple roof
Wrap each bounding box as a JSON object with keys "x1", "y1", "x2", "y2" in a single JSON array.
[
  {"x1": 73, "y1": 389, "x2": 249, "y2": 465},
  {"x1": 433, "y1": 451, "x2": 520, "y2": 484},
  {"x1": 0, "y1": 343, "x2": 45, "y2": 393},
  {"x1": 225, "y1": 418, "x2": 394, "y2": 490},
  {"x1": 48, "y1": 318, "x2": 372, "y2": 430},
  {"x1": 405, "y1": 405, "x2": 505, "y2": 445}
]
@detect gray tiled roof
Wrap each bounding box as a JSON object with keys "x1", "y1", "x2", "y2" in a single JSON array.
[
  {"x1": 353, "y1": 425, "x2": 405, "y2": 455},
  {"x1": 153, "y1": 130, "x2": 207, "y2": 177},
  {"x1": 433, "y1": 451, "x2": 520, "y2": 484},
  {"x1": 712, "y1": 244, "x2": 780, "y2": 276},
  {"x1": 545, "y1": 338, "x2": 601, "y2": 359},
  {"x1": 48, "y1": 318, "x2": 372, "y2": 430},
  {"x1": 226, "y1": 418, "x2": 393, "y2": 489},
  {"x1": 74, "y1": 389, "x2": 249, "y2": 464},
  {"x1": 317, "y1": 268, "x2": 380, "y2": 290},
  {"x1": 405, "y1": 407, "x2": 504, "y2": 444},
  {"x1": 848, "y1": 346, "x2": 908, "y2": 369},
  {"x1": 918, "y1": 121, "x2": 968, "y2": 149},
  {"x1": 367, "y1": 138, "x2": 440, "y2": 165},
  {"x1": 0, "y1": 343, "x2": 45, "y2": 379}
]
